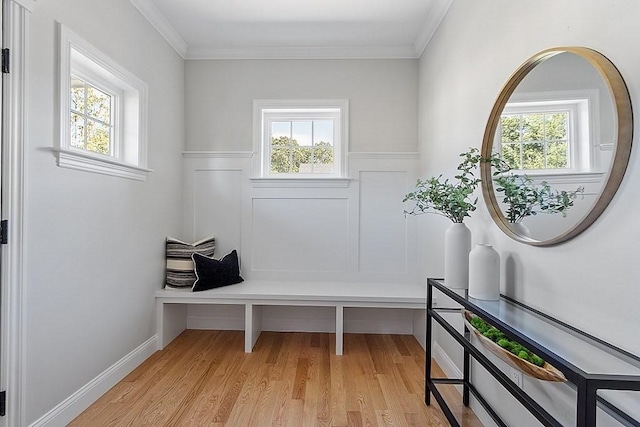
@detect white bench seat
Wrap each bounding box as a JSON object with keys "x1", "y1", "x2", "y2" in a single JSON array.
[{"x1": 156, "y1": 280, "x2": 426, "y2": 355}]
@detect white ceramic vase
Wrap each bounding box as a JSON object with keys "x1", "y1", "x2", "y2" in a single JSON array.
[
  {"x1": 444, "y1": 222, "x2": 471, "y2": 289},
  {"x1": 510, "y1": 222, "x2": 531, "y2": 238},
  {"x1": 468, "y1": 243, "x2": 500, "y2": 300}
]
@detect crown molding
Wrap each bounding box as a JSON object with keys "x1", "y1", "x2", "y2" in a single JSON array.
[
  {"x1": 129, "y1": 0, "x2": 187, "y2": 58},
  {"x1": 130, "y1": 0, "x2": 449, "y2": 60},
  {"x1": 413, "y1": 0, "x2": 453, "y2": 58},
  {"x1": 185, "y1": 45, "x2": 419, "y2": 60}
]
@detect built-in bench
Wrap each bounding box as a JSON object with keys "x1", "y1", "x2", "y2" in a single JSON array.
[{"x1": 156, "y1": 280, "x2": 426, "y2": 355}]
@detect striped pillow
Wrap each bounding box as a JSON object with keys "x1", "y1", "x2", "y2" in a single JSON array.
[{"x1": 165, "y1": 237, "x2": 215, "y2": 288}]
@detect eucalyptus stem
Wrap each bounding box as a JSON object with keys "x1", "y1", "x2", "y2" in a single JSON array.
[
  {"x1": 404, "y1": 148, "x2": 584, "y2": 224},
  {"x1": 490, "y1": 154, "x2": 584, "y2": 223},
  {"x1": 403, "y1": 148, "x2": 482, "y2": 223}
]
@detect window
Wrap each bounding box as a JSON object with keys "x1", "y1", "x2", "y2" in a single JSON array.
[
  {"x1": 268, "y1": 114, "x2": 336, "y2": 175},
  {"x1": 253, "y1": 100, "x2": 349, "y2": 182},
  {"x1": 70, "y1": 75, "x2": 115, "y2": 155},
  {"x1": 57, "y1": 23, "x2": 150, "y2": 181},
  {"x1": 499, "y1": 93, "x2": 594, "y2": 174}
]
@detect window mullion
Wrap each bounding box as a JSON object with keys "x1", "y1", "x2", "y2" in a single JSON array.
[
  {"x1": 543, "y1": 113, "x2": 547, "y2": 169},
  {"x1": 83, "y1": 81, "x2": 89, "y2": 149},
  {"x1": 86, "y1": 116, "x2": 111, "y2": 128},
  {"x1": 518, "y1": 115, "x2": 524, "y2": 168},
  {"x1": 310, "y1": 120, "x2": 315, "y2": 173},
  {"x1": 111, "y1": 95, "x2": 116, "y2": 157},
  {"x1": 288, "y1": 123, "x2": 294, "y2": 173}
]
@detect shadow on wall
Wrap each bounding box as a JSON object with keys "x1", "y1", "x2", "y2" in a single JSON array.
[{"x1": 503, "y1": 252, "x2": 520, "y2": 296}]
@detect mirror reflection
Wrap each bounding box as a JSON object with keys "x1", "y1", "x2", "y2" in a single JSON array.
[{"x1": 482, "y1": 47, "x2": 633, "y2": 245}]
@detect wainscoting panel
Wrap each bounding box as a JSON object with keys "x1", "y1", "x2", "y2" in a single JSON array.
[
  {"x1": 183, "y1": 151, "x2": 419, "y2": 283},
  {"x1": 251, "y1": 197, "x2": 350, "y2": 273},
  {"x1": 358, "y1": 170, "x2": 408, "y2": 274},
  {"x1": 193, "y1": 169, "x2": 243, "y2": 255},
  {"x1": 182, "y1": 152, "x2": 252, "y2": 257}
]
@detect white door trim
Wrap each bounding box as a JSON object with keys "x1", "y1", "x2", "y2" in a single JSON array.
[{"x1": 2, "y1": 1, "x2": 30, "y2": 425}]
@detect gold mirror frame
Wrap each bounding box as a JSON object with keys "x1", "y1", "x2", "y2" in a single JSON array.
[{"x1": 481, "y1": 47, "x2": 633, "y2": 246}]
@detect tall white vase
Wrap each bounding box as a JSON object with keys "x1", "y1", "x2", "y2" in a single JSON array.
[
  {"x1": 468, "y1": 243, "x2": 500, "y2": 300},
  {"x1": 444, "y1": 222, "x2": 471, "y2": 289}
]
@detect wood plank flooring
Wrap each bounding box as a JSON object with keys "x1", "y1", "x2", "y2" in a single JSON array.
[{"x1": 70, "y1": 330, "x2": 482, "y2": 426}]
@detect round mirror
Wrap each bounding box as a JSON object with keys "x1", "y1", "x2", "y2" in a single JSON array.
[{"x1": 481, "y1": 47, "x2": 633, "y2": 246}]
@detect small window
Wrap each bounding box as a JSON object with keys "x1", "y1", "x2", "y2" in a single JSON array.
[
  {"x1": 57, "y1": 23, "x2": 150, "y2": 181},
  {"x1": 268, "y1": 114, "x2": 337, "y2": 175},
  {"x1": 500, "y1": 110, "x2": 570, "y2": 170},
  {"x1": 499, "y1": 93, "x2": 595, "y2": 174},
  {"x1": 253, "y1": 100, "x2": 349, "y2": 181}
]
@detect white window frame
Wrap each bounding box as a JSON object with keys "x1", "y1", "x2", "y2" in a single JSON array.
[
  {"x1": 500, "y1": 89, "x2": 599, "y2": 176},
  {"x1": 57, "y1": 22, "x2": 151, "y2": 181},
  {"x1": 252, "y1": 99, "x2": 349, "y2": 187}
]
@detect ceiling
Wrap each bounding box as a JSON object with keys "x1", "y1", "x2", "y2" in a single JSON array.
[{"x1": 130, "y1": 0, "x2": 452, "y2": 59}]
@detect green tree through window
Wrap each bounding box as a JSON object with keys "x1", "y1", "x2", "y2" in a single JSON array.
[
  {"x1": 269, "y1": 119, "x2": 335, "y2": 174},
  {"x1": 500, "y1": 111, "x2": 569, "y2": 170},
  {"x1": 270, "y1": 136, "x2": 334, "y2": 174},
  {"x1": 70, "y1": 75, "x2": 113, "y2": 155}
]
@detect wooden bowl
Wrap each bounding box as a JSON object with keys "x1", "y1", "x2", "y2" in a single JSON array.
[{"x1": 462, "y1": 310, "x2": 566, "y2": 382}]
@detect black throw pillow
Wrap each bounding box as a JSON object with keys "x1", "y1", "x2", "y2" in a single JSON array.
[{"x1": 192, "y1": 250, "x2": 243, "y2": 292}]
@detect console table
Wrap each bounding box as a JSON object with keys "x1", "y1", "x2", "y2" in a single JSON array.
[{"x1": 426, "y1": 278, "x2": 640, "y2": 427}]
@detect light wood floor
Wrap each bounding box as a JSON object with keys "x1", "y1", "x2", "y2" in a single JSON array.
[{"x1": 70, "y1": 330, "x2": 482, "y2": 426}]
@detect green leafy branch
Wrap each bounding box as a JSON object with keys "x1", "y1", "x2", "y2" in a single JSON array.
[
  {"x1": 403, "y1": 148, "x2": 483, "y2": 223},
  {"x1": 489, "y1": 155, "x2": 584, "y2": 223}
]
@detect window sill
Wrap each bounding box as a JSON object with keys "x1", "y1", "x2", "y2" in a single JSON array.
[
  {"x1": 250, "y1": 177, "x2": 351, "y2": 188},
  {"x1": 506, "y1": 171, "x2": 605, "y2": 185},
  {"x1": 53, "y1": 148, "x2": 153, "y2": 181}
]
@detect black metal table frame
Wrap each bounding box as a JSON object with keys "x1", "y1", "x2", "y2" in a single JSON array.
[{"x1": 425, "y1": 278, "x2": 640, "y2": 427}]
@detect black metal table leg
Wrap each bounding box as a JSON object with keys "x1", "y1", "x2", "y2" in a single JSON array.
[
  {"x1": 577, "y1": 379, "x2": 597, "y2": 427},
  {"x1": 463, "y1": 341, "x2": 470, "y2": 406},
  {"x1": 425, "y1": 282, "x2": 433, "y2": 406}
]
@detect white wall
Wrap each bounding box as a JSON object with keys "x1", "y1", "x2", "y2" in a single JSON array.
[
  {"x1": 182, "y1": 59, "x2": 421, "y2": 334},
  {"x1": 419, "y1": 0, "x2": 640, "y2": 425},
  {"x1": 24, "y1": 0, "x2": 184, "y2": 424},
  {"x1": 185, "y1": 59, "x2": 418, "y2": 152}
]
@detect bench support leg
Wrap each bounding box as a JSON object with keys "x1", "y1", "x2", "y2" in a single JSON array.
[
  {"x1": 335, "y1": 305, "x2": 344, "y2": 356},
  {"x1": 157, "y1": 302, "x2": 187, "y2": 350},
  {"x1": 245, "y1": 304, "x2": 263, "y2": 353}
]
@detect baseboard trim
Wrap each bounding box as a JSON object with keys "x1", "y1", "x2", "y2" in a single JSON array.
[
  {"x1": 433, "y1": 341, "x2": 462, "y2": 381},
  {"x1": 29, "y1": 335, "x2": 159, "y2": 427}
]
